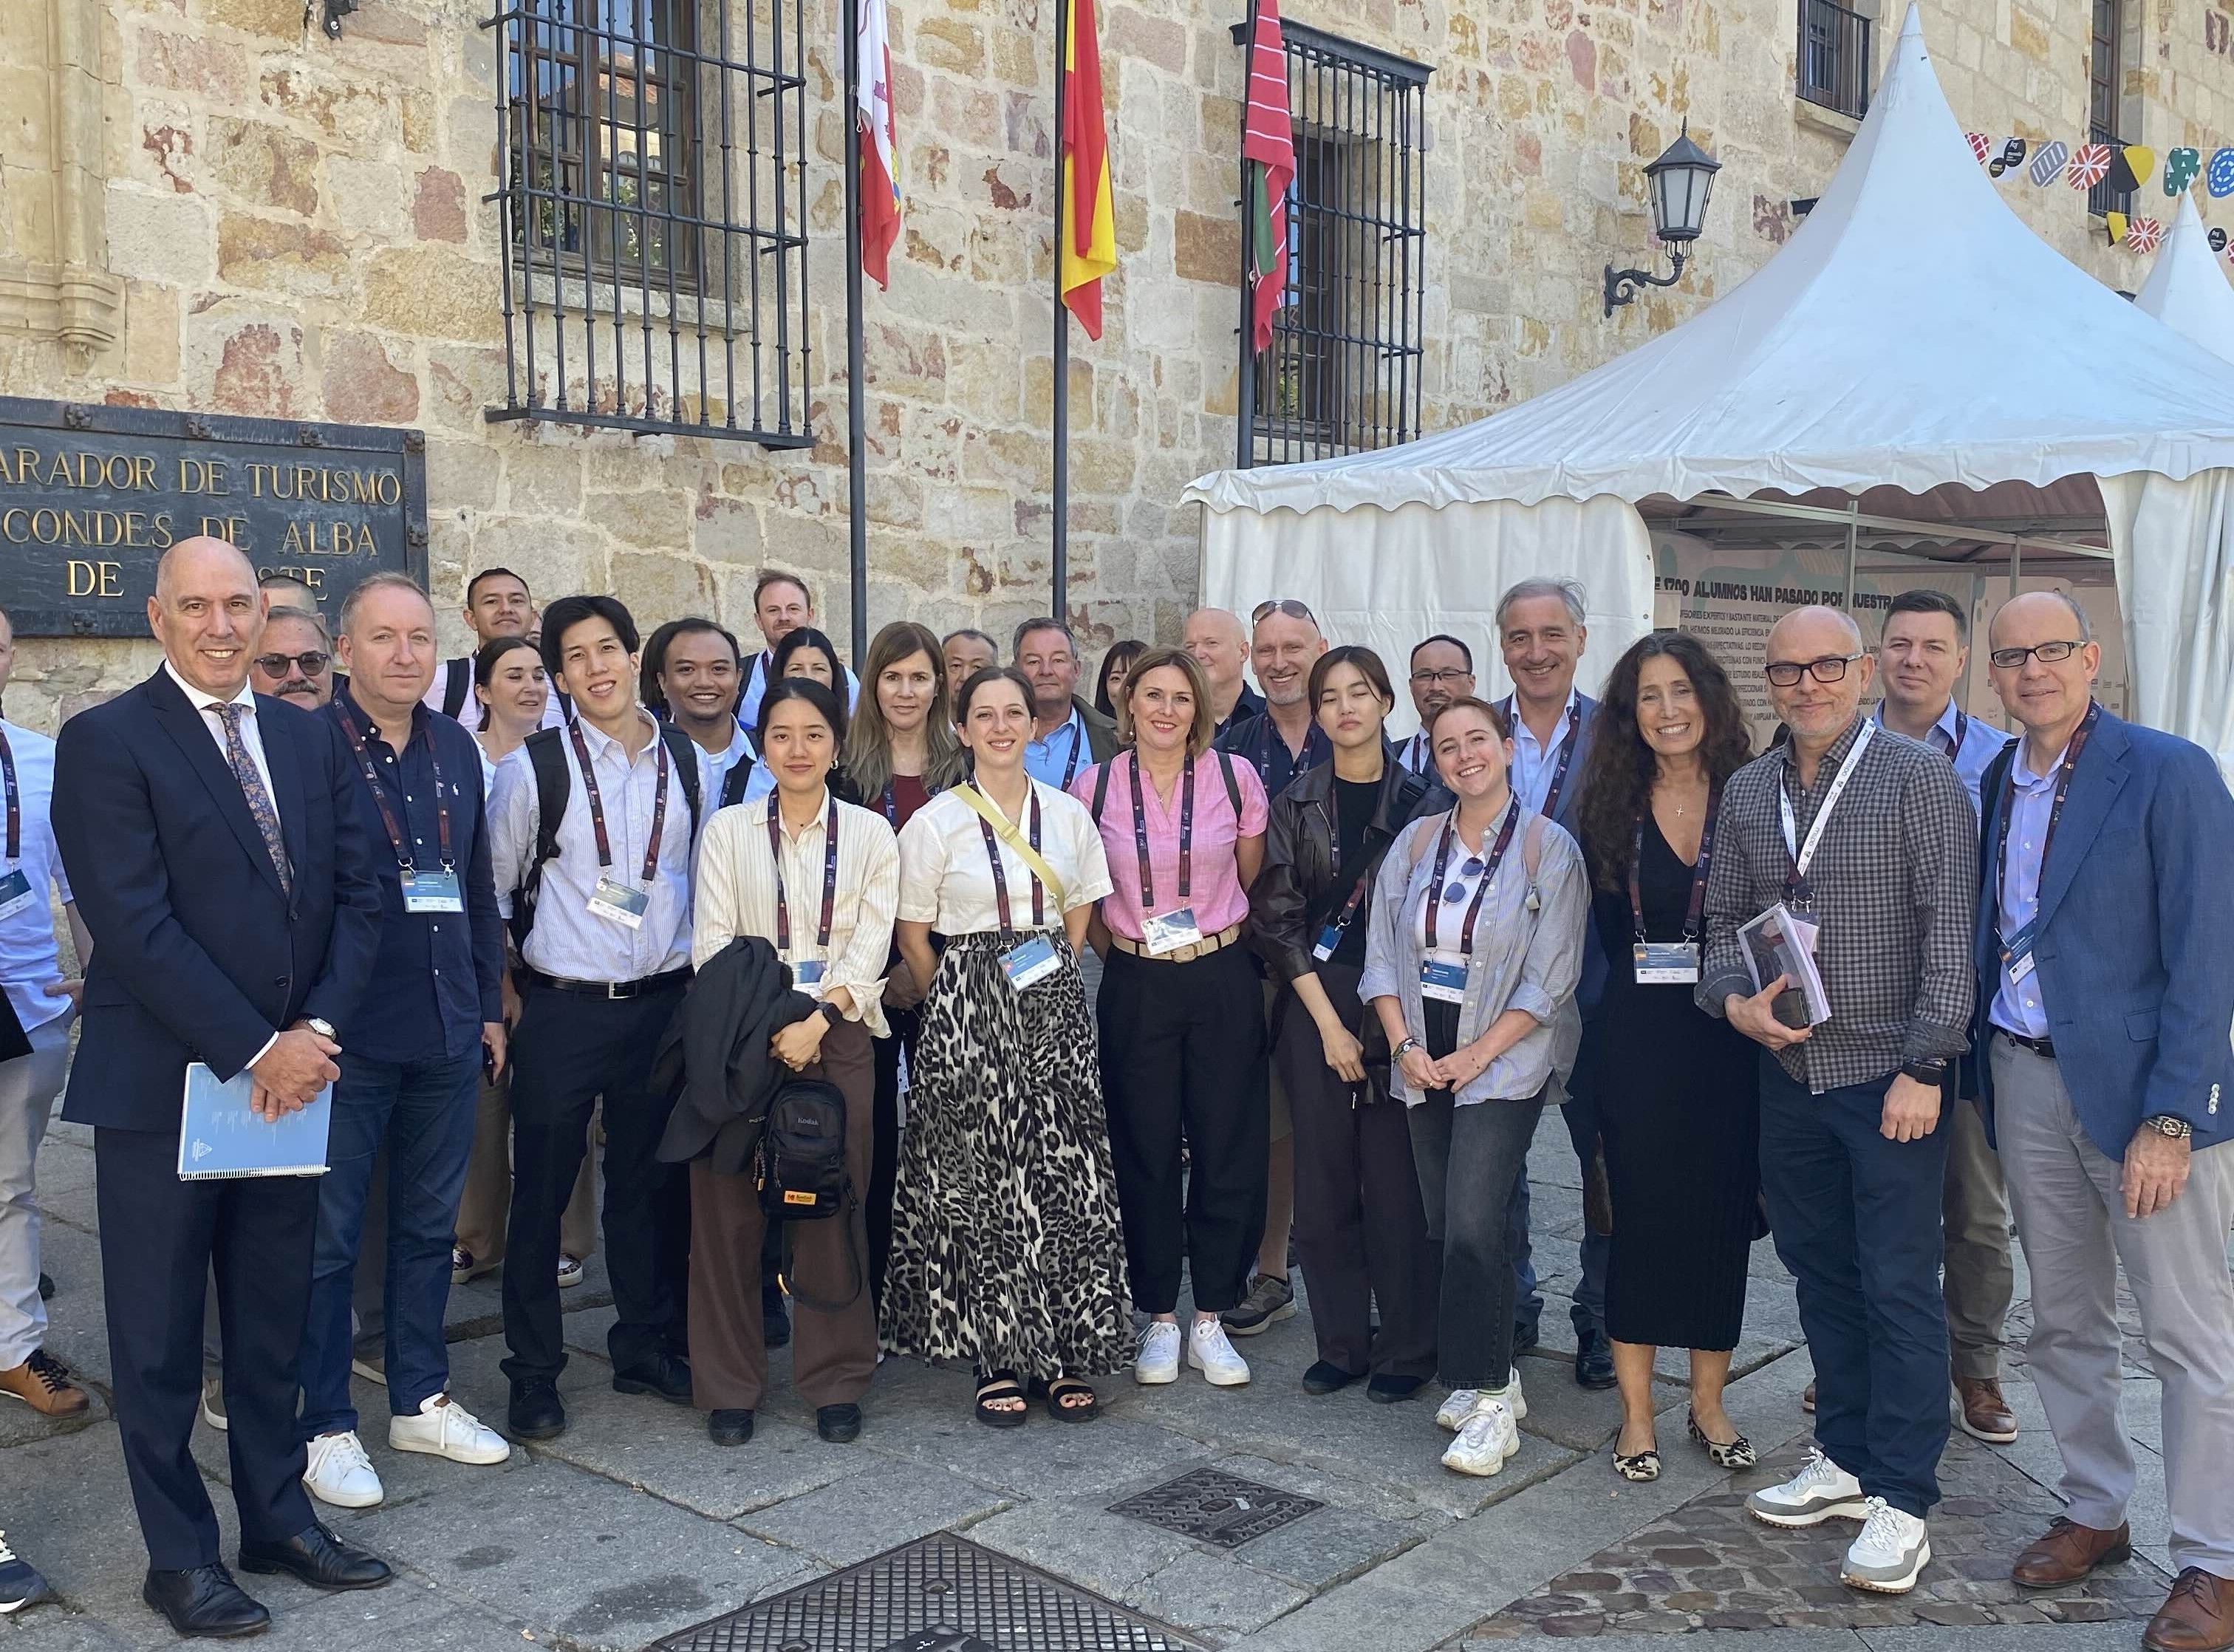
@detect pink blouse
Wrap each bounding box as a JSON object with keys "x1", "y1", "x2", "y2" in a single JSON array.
[{"x1": 1070, "y1": 751, "x2": 1269, "y2": 943}]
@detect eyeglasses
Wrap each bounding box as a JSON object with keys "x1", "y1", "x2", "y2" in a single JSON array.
[
  {"x1": 1763, "y1": 652, "x2": 1862, "y2": 687},
  {"x1": 1251, "y1": 598, "x2": 1318, "y2": 626},
  {"x1": 1987, "y1": 639, "x2": 2085, "y2": 671},
  {"x1": 1442, "y1": 856, "x2": 1486, "y2": 904},
  {"x1": 1410, "y1": 667, "x2": 1472, "y2": 687},
  {"x1": 253, "y1": 650, "x2": 331, "y2": 677}
]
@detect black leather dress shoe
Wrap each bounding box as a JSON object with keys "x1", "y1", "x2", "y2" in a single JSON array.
[
  {"x1": 1302, "y1": 1361, "x2": 1362, "y2": 1396},
  {"x1": 816, "y1": 1402, "x2": 862, "y2": 1443},
  {"x1": 238, "y1": 1523, "x2": 392, "y2": 1592},
  {"x1": 1511, "y1": 1318, "x2": 1542, "y2": 1356},
  {"x1": 142, "y1": 1563, "x2": 270, "y2": 1638},
  {"x1": 708, "y1": 1407, "x2": 754, "y2": 1446},
  {"x1": 1367, "y1": 1373, "x2": 1427, "y2": 1404},
  {"x1": 508, "y1": 1377, "x2": 567, "y2": 1441},
  {"x1": 612, "y1": 1349, "x2": 694, "y2": 1404},
  {"x1": 1574, "y1": 1326, "x2": 1617, "y2": 1390}
]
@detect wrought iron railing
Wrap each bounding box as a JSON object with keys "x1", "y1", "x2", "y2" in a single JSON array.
[
  {"x1": 2088, "y1": 124, "x2": 2136, "y2": 219},
  {"x1": 1798, "y1": 0, "x2": 1872, "y2": 120}
]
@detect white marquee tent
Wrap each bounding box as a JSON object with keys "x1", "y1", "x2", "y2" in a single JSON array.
[
  {"x1": 1184, "y1": 6, "x2": 2234, "y2": 775},
  {"x1": 2134, "y1": 192, "x2": 2234, "y2": 369}
]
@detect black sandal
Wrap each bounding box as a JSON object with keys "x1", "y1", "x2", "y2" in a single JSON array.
[
  {"x1": 1032, "y1": 1376, "x2": 1101, "y2": 1423},
  {"x1": 974, "y1": 1370, "x2": 1028, "y2": 1429}
]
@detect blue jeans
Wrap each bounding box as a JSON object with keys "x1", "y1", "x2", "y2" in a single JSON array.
[{"x1": 301, "y1": 1048, "x2": 479, "y2": 1438}]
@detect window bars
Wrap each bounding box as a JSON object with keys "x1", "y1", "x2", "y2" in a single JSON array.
[
  {"x1": 484, "y1": 0, "x2": 814, "y2": 446},
  {"x1": 2086, "y1": 0, "x2": 2132, "y2": 218},
  {"x1": 1233, "y1": 20, "x2": 1429, "y2": 468},
  {"x1": 1797, "y1": 0, "x2": 1872, "y2": 120}
]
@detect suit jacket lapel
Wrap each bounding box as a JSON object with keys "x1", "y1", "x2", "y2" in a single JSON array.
[
  {"x1": 2034, "y1": 717, "x2": 2129, "y2": 932},
  {"x1": 146, "y1": 666, "x2": 291, "y2": 902}
]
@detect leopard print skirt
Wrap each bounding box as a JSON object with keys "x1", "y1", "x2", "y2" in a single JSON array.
[{"x1": 878, "y1": 930, "x2": 1137, "y2": 1382}]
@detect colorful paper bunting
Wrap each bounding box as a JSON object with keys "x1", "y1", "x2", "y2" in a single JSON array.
[
  {"x1": 1989, "y1": 137, "x2": 2027, "y2": 181},
  {"x1": 1967, "y1": 132, "x2": 1992, "y2": 164},
  {"x1": 2105, "y1": 211, "x2": 2129, "y2": 246},
  {"x1": 2164, "y1": 146, "x2": 2202, "y2": 195},
  {"x1": 2028, "y1": 139, "x2": 2070, "y2": 187},
  {"x1": 2108, "y1": 145, "x2": 2154, "y2": 194},
  {"x1": 2212, "y1": 226, "x2": 2228, "y2": 253},
  {"x1": 2125, "y1": 215, "x2": 2162, "y2": 252},
  {"x1": 2210, "y1": 148, "x2": 2234, "y2": 197},
  {"x1": 2069, "y1": 145, "x2": 2113, "y2": 188}
]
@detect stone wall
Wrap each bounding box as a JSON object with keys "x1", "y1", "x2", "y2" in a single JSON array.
[{"x1": 1, "y1": 0, "x2": 2228, "y2": 732}]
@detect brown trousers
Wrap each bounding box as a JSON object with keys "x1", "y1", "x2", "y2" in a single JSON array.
[
  {"x1": 455, "y1": 1068, "x2": 600, "y2": 1266},
  {"x1": 689, "y1": 1019, "x2": 877, "y2": 1412}
]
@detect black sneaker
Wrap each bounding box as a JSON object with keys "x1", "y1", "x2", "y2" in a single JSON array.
[
  {"x1": 612, "y1": 1349, "x2": 694, "y2": 1404},
  {"x1": 507, "y1": 1377, "x2": 567, "y2": 1441},
  {"x1": 1222, "y1": 1274, "x2": 1296, "y2": 1337},
  {"x1": 0, "y1": 1532, "x2": 50, "y2": 1614}
]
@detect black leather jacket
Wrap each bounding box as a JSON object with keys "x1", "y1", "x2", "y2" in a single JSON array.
[{"x1": 1250, "y1": 748, "x2": 1451, "y2": 989}]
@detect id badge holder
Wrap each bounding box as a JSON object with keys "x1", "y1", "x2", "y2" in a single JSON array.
[
  {"x1": 400, "y1": 867, "x2": 465, "y2": 914},
  {"x1": 792, "y1": 959, "x2": 827, "y2": 997},
  {"x1": 2001, "y1": 918, "x2": 2039, "y2": 984},
  {"x1": 0, "y1": 867, "x2": 34, "y2": 922},
  {"x1": 1141, "y1": 905, "x2": 1204, "y2": 958},
  {"x1": 1633, "y1": 940, "x2": 1701, "y2": 985},
  {"x1": 1000, "y1": 934, "x2": 1060, "y2": 991},
  {"x1": 1418, "y1": 950, "x2": 1468, "y2": 1003},
  {"x1": 1311, "y1": 922, "x2": 1342, "y2": 962},
  {"x1": 587, "y1": 876, "x2": 650, "y2": 930}
]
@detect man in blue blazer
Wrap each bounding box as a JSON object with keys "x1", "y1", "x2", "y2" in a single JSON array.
[
  {"x1": 1970, "y1": 590, "x2": 2234, "y2": 1652},
  {"x1": 53, "y1": 536, "x2": 389, "y2": 1638}
]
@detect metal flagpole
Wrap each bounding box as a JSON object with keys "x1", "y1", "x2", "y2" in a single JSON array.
[
  {"x1": 1051, "y1": 0, "x2": 1070, "y2": 618},
  {"x1": 841, "y1": 0, "x2": 870, "y2": 663}
]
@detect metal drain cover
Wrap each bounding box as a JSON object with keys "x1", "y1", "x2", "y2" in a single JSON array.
[
  {"x1": 1106, "y1": 1467, "x2": 1322, "y2": 1549},
  {"x1": 646, "y1": 1532, "x2": 1204, "y2": 1652}
]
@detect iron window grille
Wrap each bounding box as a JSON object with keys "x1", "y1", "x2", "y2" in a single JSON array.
[
  {"x1": 1797, "y1": 0, "x2": 1872, "y2": 120},
  {"x1": 1232, "y1": 19, "x2": 1429, "y2": 468},
  {"x1": 2086, "y1": 0, "x2": 2132, "y2": 217},
  {"x1": 483, "y1": 0, "x2": 813, "y2": 446}
]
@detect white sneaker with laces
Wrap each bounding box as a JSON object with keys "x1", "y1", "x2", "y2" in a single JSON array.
[
  {"x1": 1841, "y1": 1498, "x2": 1931, "y2": 1593},
  {"x1": 1745, "y1": 1447, "x2": 1868, "y2": 1527},
  {"x1": 1135, "y1": 1321, "x2": 1181, "y2": 1385},
  {"x1": 302, "y1": 1430, "x2": 384, "y2": 1509},
  {"x1": 389, "y1": 1393, "x2": 511, "y2": 1465},
  {"x1": 557, "y1": 1254, "x2": 585, "y2": 1288},
  {"x1": 1438, "y1": 1369, "x2": 1526, "y2": 1432},
  {"x1": 1186, "y1": 1317, "x2": 1251, "y2": 1387},
  {"x1": 1441, "y1": 1397, "x2": 1520, "y2": 1475}
]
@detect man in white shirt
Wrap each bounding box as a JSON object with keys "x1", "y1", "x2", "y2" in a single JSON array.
[
  {"x1": 737, "y1": 571, "x2": 858, "y2": 729},
  {"x1": 0, "y1": 605, "x2": 94, "y2": 1419},
  {"x1": 1399, "y1": 634, "x2": 1476, "y2": 774},
  {"x1": 658, "y1": 618, "x2": 770, "y2": 810},
  {"x1": 488, "y1": 595, "x2": 703, "y2": 1443},
  {"x1": 423, "y1": 568, "x2": 565, "y2": 729}
]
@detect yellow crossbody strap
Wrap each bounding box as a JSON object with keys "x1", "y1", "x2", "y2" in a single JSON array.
[{"x1": 954, "y1": 783, "x2": 1069, "y2": 910}]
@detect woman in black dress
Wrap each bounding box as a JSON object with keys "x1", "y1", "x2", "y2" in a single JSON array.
[{"x1": 1571, "y1": 632, "x2": 1759, "y2": 1482}]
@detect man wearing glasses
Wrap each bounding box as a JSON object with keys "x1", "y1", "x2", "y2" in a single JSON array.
[
  {"x1": 1398, "y1": 636, "x2": 1475, "y2": 774},
  {"x1": 1698, "y1": 605, "x2": 1977, "y2": 1597},
  {"x1": 1970, "y1": 593, "x2": 2234, "y2": 1652},
  {"x1": 249, "y1": 608, "x2": 335, "y2": 711}
]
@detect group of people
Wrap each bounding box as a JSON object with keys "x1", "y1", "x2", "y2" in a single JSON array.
[{"x1": 0, "y1": 541, "x2": 2227, "y2": 1652}]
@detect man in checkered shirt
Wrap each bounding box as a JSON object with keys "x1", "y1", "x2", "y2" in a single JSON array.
[{"x1": 1695, "y1": 607, "x2": 1978, "y2": 1597}]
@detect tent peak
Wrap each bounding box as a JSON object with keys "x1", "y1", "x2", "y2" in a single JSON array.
[{"x1": 1896, "y1": 2, "x2": 1924, "y2": 43}]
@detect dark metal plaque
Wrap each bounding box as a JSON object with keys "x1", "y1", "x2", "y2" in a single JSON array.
[
  {"x1": 1106, "y1": 1467, "x2": 1322, "y2": 1550},
  {"x1": 647, "y1": 1532, "x2": 1203, "y2": 1652},
  {"x1": 0, "y1": 396, "x2": 428, "y2": 636}
]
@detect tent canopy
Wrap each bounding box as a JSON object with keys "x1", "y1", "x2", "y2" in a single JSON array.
[
  {"x1": 1184, "y1": 5, "x2": 2234, "y2": 521},
  {"x1": 2134, "y1": 192, "x2": 2234, "y2": 368}
]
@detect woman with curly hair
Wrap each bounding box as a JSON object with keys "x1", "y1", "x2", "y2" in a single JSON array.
[{"x1": 1570, "y1": 631, "x2": 1760, "y2": 1484}]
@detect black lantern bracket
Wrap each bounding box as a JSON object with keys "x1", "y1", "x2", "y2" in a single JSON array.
[
  {"x1": 1603, "y1": 250, "x2": 1688, "y2": 317},
  {"x1": 1602, "y1": 120, "x2": 1719, "y2": 319}
]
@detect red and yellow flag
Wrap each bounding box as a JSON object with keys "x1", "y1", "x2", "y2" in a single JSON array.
[
  {"x1": 1060, "y1": 0, "x2": 1116, "y2": 339},
  {"x1": 1242, "y1": 0, "x2": 1293, "y2": 355}
]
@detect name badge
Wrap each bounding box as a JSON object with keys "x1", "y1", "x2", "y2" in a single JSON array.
[
  {"x1": 1000, "y1": 935, "x2": 1061, "y2": 992},
  {"x1": 1141, "y1": 905, "x2": 1205, "y2": 958},
  {"x1": 1419, "y1": 950, "x2": 1468, "y2": 1003},
  {"x1": 587, "y1": 876, "x2": 650, "y2": 930},
  {"x1": 1311, "y1": 922, "x2": 1343, "y2": 962},
  {"x1": 792, "y1": 959, "x2": 826, "y2": 996},
  {"x1": 400, "y1": 867, "x2": 465, "y2": 914},
  {"x1": 2001, "y1": 918, "x2": 2038, "y2": 984},
  {"x1": 0, "y1": 868, "x2": 34, "y2": 922},
  {"x1": 1633, "y1": 940, "x2": 1701, "y2": 985}
]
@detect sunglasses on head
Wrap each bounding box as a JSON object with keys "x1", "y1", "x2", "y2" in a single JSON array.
[{"x1": 1251, "y1": 598, "x2": 1318, "y2": 626}]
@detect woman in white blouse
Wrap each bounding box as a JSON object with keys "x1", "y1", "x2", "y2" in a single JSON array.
[
  {"x1": 885, "y1": 666, "x2": 1133, "y2": 1427},
  {"x1": 688, "y1": 678, "x2": 900, "y2": 1450}
]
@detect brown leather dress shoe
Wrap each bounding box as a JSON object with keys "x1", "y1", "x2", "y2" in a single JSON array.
[
  {"x1": 2146, "y1": 1569, "x2": 2234, "y2": 1652},
  {"x1": 2012, "y1": 1516, "x2": 2133, "y2": 1587},
  {"x1": 1954, "y1": 1375, "x2": 2018, "y2": 1443},
  {"x1": 0, "y1": 1350, "x2": 88, "y2": 1418}
]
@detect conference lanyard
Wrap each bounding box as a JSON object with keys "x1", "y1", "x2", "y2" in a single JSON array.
[
  {"x1": 337, "y1": 700, "x2": 453, "y2": 874},
  {"x1": 1312, "y1": 793, "x2": 1377, "y2": 959},
  {"x1": 977, "y1": 788, "x2": 1048, "y2": 932},
  {"x1": 1129, "y1": 754, "x2": 1195, "y2": 913},
  {"x1": 0, "y1": 726, "x2": 18, "y2": 863},
  {"x1": 879, "y1": 774, "x2": 940, "y2": 827},
  {"x1": 1502, "y1": 696, "x2": 1581, "y2": 819},
  {"x1": 766, "y1": 794, "x2": 841, "y2": 957},
  {"x1": 1778, "y1": 720, "x2": 1875, "y2": 907},
  {"x1": 568, "y1": 718, "x2": 670, "y2": 883},
  {"x1": 1039, "y1": 717, "x2": 1084, "y2": 789},
  {"x1": 1995, "y1": 701, "x2": 2100, "y2": 926},
  {"x1": 1631, "y1": 785, "x2": 1721, "y2": 943},
  {"x1": 1423, "y1": 799, "x2": 1521, "y2": 958}
]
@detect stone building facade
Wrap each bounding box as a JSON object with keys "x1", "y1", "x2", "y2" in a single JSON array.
[{"x1": 1, "y1": 0, "x2": 2228, "y2": 728}]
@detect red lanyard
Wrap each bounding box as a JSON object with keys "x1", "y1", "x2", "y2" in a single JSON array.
[
  {"x1": 1128, "y1": 754, "x2": 1195, "y2": 912},
  {"x1": 0, "y1": 727, "x2": 18, "y2": 861},
  {"x1": 338, "y1": 700, "x2": 452, "y2": 873},
  {"x1": 767, "y1": 794, "x2": 841, "y2": 955},
  {"x1": 567, "y1": 720, "x2": 669, "y2": 881},
  {"x1": 1630, "y1": 785, "x2": 1719, "y2": 942},
  {"x1": 1996, "y1": 702, "x2": 2100, "y2": 909},
  {"x1": 976, "y1": 787, "x2": 1047, "y2": 932},
  {"x1": 1423, "y1": 799, "x2": 1520, "y2": 957}
]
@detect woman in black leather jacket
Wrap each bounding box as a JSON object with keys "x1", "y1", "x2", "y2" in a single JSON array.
[{"x1": 1249, "y1": 645, "x2": 1450, "y2": 1402}]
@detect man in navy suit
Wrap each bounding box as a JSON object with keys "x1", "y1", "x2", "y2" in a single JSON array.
[
  {"x1": 53, "y1": 536, "x2": 389, "y2": 1638},
  {"x1": 1972, "y1": 591, "x2": 2234, "y2": 1652}
]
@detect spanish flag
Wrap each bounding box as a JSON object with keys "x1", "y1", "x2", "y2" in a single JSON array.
[{"x1": 1060, "y1": 0, "x2": 1116, "y2": 339}]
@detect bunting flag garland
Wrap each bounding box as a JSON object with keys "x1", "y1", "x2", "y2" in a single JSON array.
[
  {"x1": 2028, "y1": 139, "x2": 2069, "y2": 187},
  {"x1": 1058, "y1": 0, "x2": 1116, "y2": 339},
  {"x1": 1989, "y1": 137, "x2": 2026, "y2": 180},
  {"x1": 2105, "y1": 210, "x2": 2129, "y2": 247},
  {"x1": 2210, "y1": 226, "x2": 2228, "y2": 253},
  {"x1": 2164, "y1": 146, "x2": 2202, "y2": 195},
  {"x1": 1955, "y1": 117, "x2": 2234, "y2": 253},
  {"x1": 2210, "y1": 148, "x2": 2234, "y2": 197},
  {"x1": 1967, "y1": 132, "x2": 1991, "y2": 163},
  {"x1": 853, "y1": 0, "x2": 901, "y2": 289},
  {"x1": 2068, "y1": 145, "x2": 2112, "y2": 189},
  {"x1": 2106, "y1": 145, "x2": 2154, "y2": 194},
  {"x1": 2124, "y1": 215, "x2": 2163, "y2": 252},
  {"x1": 1241, "y1": 0, "x2": 1295, "y2": 355}
]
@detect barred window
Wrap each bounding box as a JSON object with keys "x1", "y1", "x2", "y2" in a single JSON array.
[
  {"x1": 1234, "y1": 21, "x2": 1428, "y2": 468},
  {"x1": 1797, "y1": 0, "x2": 1872, "y2": 120},
  {"x1": 2087, "y1": 0, "x2": 2133, "y2": 216},
  {"x1": 486, "y1": 0, "x2": 813, "y2": 446}
]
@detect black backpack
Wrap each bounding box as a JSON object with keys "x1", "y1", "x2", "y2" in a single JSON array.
[
  {"x1": 510, "y1": 720, "x2": 703, "y2": 948},
  {"x1": 758, "y1": 1076, "x2": 861, "y2": 1309}
]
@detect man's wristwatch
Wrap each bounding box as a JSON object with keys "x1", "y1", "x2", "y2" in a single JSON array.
[
  {"x1": 1898, "y1": 1057, "x2": 1948, "y2": 1085},
  {"x1": 303, "y1": 1017, "x2": 337, "y2": 1041},
  {"x1": 2140, "y1": 1114, "x2": 2194, "y2": 1141}
]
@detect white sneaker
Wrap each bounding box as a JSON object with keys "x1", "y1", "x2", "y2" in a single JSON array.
[
  {"x1": 199, "y1": 1376, "x2": 228, "y2": 1433},
  {"x1": 1135, "y1": 1321, "x2": 1181, "y2": 1385},
  {"x1": 1441, "y1": 1396, "x2": 1520, "y2": 1475},
  {"x1": 389, "y1": 1393, "x2": 511, "y2": 1466},
  {"x1": 1437, "y1": 1369, "x2": 1526, "y2": 1431},
  {"x1": 1186, "y1": 1317, "x2": 1251, "y2": 1387},
  {"x1": 1746, "y1": 1447, "x2": 1868, "y2": 1528},
  {"x1": 556, "y1": 1254, "x2": 585, "y2": 1289},
  {"x1": 302, "y1": 1430, "x2": 383, "y2": 1509},
  {"x1": 1841, "y1": 1498, "x2": 1931, "y2": 1593}
]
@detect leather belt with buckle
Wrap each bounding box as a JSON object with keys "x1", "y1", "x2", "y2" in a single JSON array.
[
  {"x1": 519, "y1": 965, "x2": 692, "y2": 1001},
  {"x1": 1998, "y1": 1028, "x2": 2056, "y2": 1059},
  {"x1": 1107, "y1": 923, "x2": 1244, "y2": 964}
]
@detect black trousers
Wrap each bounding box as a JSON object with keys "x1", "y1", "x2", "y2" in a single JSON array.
[
  {"x1": 1097, "y1": 941, "x2": 1268, "y2": 1315},
  {"x1": 502, "y1": 980, "x2": 689, "y2": 1385},
  {"x1": 1275, "y1": 964, "x2": 1439, "y2": 1379},
  {"x1": 96, "y1": 1126, "x2": 320, "y2": 1569},
  {"x1": 867, "y1": 1003, "x2": 918, "y2": 1314}
]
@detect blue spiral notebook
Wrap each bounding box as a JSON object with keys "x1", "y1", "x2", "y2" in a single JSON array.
[{"x1": 177, "y1": 1063, "x2": 333, "y2": 1181}]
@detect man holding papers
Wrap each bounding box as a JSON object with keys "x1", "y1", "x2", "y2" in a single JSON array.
[
  {"x1": 1695, "y1": 606, "x2": 1977, "y2": 1599},
  {"x1": 52, "y1": 536, "x2": 387, "y2": 1639}
]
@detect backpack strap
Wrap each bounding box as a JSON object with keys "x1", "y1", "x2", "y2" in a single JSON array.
[
  {"x1": 1215, "y1": 748, "x2": 1242, "y2": 815},
  {"x1": 440, "y1": 656, "x2": 471, "y2": 720},
  {"x1": 1522, "y1": 812, "x2": 1548, "y2": 890},
  {"x1": 513, "y1": 726, "x2": 571, "y2": 946},
  {"x1": 657, "y1": 721, "x2": 704, "y2": 840},
  {"x1": 720, "y1": 752, "x2": 759, "y2": 810},
  {"x1": 1090, "y1": 755, "x2": 1116, "y2": 825}
]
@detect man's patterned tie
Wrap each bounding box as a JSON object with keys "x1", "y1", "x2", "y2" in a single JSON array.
[{"x1": 216, "y1": 702, "x2": 293, "y2": 901}]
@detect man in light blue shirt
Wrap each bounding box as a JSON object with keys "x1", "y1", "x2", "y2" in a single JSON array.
[{"x1": 1013, "y1": 618, "x2": 1115, "y2": 788}]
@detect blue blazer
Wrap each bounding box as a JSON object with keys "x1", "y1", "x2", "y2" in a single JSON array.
[
  {"x1": 54, "y1": 666, "x2": 383, "y2": 1133},
  {"x1": 1553, "y1": 692, "x2": 1609, "y2": 1014},
  {"x1": 1972, "y1": 709, "x2": 2234, "y2": 1159}
]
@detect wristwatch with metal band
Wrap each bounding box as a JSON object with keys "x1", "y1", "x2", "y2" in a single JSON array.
[
  {"x1": 304, "y1": 1017, "x2": 337, "y2": 1041},
  {"x1": 2140, "y1": 1114, "x2": 2194, "y2": 1141}
]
